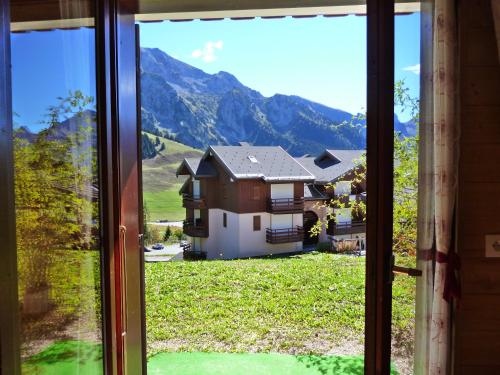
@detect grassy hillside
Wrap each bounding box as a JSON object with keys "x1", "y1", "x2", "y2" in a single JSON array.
[
  {"x1": 142, "y1": 132, "x2": 203, "y2": 221},
  {"x1": 145, "y1": 252, "x2": 415, "y2": 371}
]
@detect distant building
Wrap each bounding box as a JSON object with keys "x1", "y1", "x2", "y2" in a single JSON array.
[
  {"x1": 295, "y1": 149, "x2": 366, "y2": 251},
  {"x1": 177, "y1": 144, "x2": 366, "y2": 259}
]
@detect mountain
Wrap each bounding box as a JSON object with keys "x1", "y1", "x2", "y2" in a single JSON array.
[
  {"x1": 140, "y1": 47, "x2": 414, "y2": 156},
  {"x1": 141, "y1": 48, "x2": 355, "y2": 156}
]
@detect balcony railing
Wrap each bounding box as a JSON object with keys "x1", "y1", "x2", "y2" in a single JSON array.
[
  {"x1": 183, "y1": 219, "x2": 208, "y2": 238},
  {"x1": 267, "y1": 197, "x2": 304, "y2": 214},
  {"x1": 327, "y1": 221, "x2": 366, "y2": 236},
  {"x1": 182, "y1": 194, "x2": 206, "y2": 209},
  {"x1": 266, "y1": 226, "x2": 304, "y2": 244},
  {"x1": 181, "y1": 242, "x2": 206, "y2": 260}
]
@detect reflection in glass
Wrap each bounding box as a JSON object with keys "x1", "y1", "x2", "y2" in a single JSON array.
[
  {"x1": 391, "y1": 9, "x2": 422, "y2": 375},
  {"x1": 11, "y1": 5, "x2": 103, "y2": 373}
]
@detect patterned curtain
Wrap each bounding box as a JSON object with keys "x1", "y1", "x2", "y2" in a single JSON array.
[
  {"x1": 414, "y1": 0, "x2": 460, "y2": 374},
  {"x1": 493, "y1": 1, "x2": 500, "y2": 63}
]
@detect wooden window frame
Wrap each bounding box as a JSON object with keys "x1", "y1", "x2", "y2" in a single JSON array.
[{"x1": 1, "y1": 0, "x2": 395, "y2": 373}]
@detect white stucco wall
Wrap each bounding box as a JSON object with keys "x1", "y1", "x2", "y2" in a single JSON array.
[
  {"x1": 201, "y1": 209, "x2": 303, "y2": 259},
  {"x1": 202, "y1": 209, "x2": 240, "y2": 259}
]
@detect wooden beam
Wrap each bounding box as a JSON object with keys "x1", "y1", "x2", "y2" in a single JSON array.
[
  {"x1": 0, "y1": 1, "x2": 21, "y2": 374},
  {"x1": 365, "y1": 0, "x2": 394, "y2": 373}
]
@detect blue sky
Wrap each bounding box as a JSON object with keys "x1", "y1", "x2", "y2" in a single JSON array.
[{"x1": 11, "y1": 13, "x2": 420, "y2": 131}]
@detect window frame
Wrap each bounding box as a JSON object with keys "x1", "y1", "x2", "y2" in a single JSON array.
[{"x1": 0, "y1": 0, "x2": 396, "y2": 373}]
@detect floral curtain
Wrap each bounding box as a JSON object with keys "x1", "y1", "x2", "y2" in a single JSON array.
[
  {"x1": 414, "y1": 0, "x2": 460, "y2": 374},
  {"x1": 493, "y1": 1, "x2": 500, "y2": 63}
]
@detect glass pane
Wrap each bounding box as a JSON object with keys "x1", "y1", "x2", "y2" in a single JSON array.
[
  {"x1": 136, "y1": 5, "x2": 369, "y2": 373},
  {"x1": 10, "y1": 2, "x2": 103, "y2": 373},
  {"x1": 392, "y1": 3, "x2": 422, "y2": 374}
]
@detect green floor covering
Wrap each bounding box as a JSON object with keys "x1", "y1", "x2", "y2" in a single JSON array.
[
  {"x1": 148, "y1": 352, "x2": 370, "y2": 375},
  {"x1": 23, "y1": 340, "x2": 398, "y2": 375}
]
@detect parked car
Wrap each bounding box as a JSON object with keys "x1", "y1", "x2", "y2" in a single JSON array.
[{"x1": 152, "y1": 243, "x2": 165, "y2": 250}]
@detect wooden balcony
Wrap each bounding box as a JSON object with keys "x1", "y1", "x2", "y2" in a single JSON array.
[
  {"x1": 181, "y1": 242, "x2": 206, "y2": 260},
  {"x1": 182, "y1": 194, "x2": 206, "y2": 209},
  {"x1": 183, "y1": 219, "x2": 208, "y2": 238},
  {"x1": 267, "y1": 198, "x2": 304, "y2": 214},
  {"x1": 327, "y1": 221, "x2": 366, "y2": 236},
  {"x1": 266, "y1": 226, "x2": 304, "y2": 244}
]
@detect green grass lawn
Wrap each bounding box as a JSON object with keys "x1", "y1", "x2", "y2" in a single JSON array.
[
  {"x1": 145, "y1": 252, "x2": 416, "y2": 357},
  {"x1": 142, "y1": 133, "x2": 203, "y2": 222},
  {"x1": 143, "y1": 186, "x2": 185, "y2": 222},
  {"x1": 22, "y1": 251, "x2": 413, "y2": 374}
]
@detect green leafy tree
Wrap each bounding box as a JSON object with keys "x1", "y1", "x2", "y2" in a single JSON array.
[
  {"x1": 142, "y1": 133, "x2": 157, "y2": 159},
  {"x1": 163, "y1": 226, "x2": 172, "y2": 242},
  {"x1": 15, "y1": 90, "x2": 98, "y2": 294},
  {"x1": 311, "y1": 80, "x2": 419, "y2": 255}
]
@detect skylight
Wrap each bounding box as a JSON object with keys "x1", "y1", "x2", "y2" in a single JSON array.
[{"x1": 248, "y1": 155, "x2": 259, "y2": 163}]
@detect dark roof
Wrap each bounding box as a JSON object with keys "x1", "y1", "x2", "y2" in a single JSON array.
[
  {"x1": 295, "y1": 149, "x2": 365, "y2": 184},
  {"x1": 176, "y1": 157, "x2": 217, "y2": 178},
  {"x1": 206, "y1": 145, "x2": 315, "y2": 182}
]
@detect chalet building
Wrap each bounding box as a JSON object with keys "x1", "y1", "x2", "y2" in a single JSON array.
[
  {"x1": 177, "y1": 145, "x2": 366, "y2": 259},
  {"x1": 295, "y1": 149, "x2": 366, "y2": 249}
]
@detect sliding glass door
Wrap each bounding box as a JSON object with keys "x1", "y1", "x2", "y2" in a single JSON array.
[
  {"x1": 1, "y1": 0, "x2": 144, "y2": 373},
  {"x1": 8, "y1": 2, "x2": 104, "y2": 373}
]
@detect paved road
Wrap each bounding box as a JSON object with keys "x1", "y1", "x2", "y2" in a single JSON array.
[
  {"x1": 147, "y1": 221, "x2": 183, "y2": 228},
  {"x1": 144, "y1": 243, "x2": 183, "y2": 262}
]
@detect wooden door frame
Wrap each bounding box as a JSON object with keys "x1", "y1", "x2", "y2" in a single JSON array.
[
  {"x1": 0, "y1": 2, "x2": 21, "y2": 374},
  {"x1": 365, "y1": 0, "x2": 394, "y2": 374},
  {"x1": 0, "y1": 0, "x2": 395, "y2": 373},
  {"x1": 96, "y1": 0, "x2": 145, "y2": 374},
  {"x1": 132, "y1": 1, "x2": 396, "y2": 372}
]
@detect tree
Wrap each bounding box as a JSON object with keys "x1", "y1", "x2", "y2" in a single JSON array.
[
  {"x1": 311, "y1": 80, "x2": 419, "y2": 256},
  {"x1": 142, "y1": 133, "x2": 157, "y2": 159},
  {"x1": 15, "y1": 91, "x2": 98, "y2": 310},
  {"x1": 163, "y1": 226, "x2": 172, "y2": 242}
]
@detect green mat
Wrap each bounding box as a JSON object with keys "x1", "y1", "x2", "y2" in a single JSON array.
[
  {"x1": 23, "y1": 340, "x2": 399, "y2": 375},
  {"x1": 148, "y1": 352, "x2": 370, "y2": 375}
]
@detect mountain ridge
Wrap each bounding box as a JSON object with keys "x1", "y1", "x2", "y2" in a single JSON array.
[{"x1": 141, "y1": 47, "x2": 415, "y2": 156}]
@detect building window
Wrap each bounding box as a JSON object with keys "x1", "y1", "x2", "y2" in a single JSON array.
[
  {"x1": 223, "y1": 212, "x2": 227, "y2": 227},
  {"x1": 253, "y1": 215, "x2": 261, "y2": 231}
]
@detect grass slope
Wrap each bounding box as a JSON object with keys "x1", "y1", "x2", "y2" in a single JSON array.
[
  {"x1": 142, "y1": 132, "x2": 203, "y2": 221},
  {"x1": 143, "y1": 187, "x2": 184, "y2": 221},
  {"x1": 145, "y1": 252, "x2": 415, "y2": 357}
]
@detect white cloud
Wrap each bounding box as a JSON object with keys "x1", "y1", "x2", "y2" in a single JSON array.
[
  {"x1": 191, "y1": 40, "x2": 224, "y2": 63},
  {"x1": 402, "y1": 63, "x2": 420, "y2": 75}
]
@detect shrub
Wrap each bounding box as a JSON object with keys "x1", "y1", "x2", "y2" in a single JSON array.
[{"x1": 335, "y1": 239, "x2": 358, "y2": 254}]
